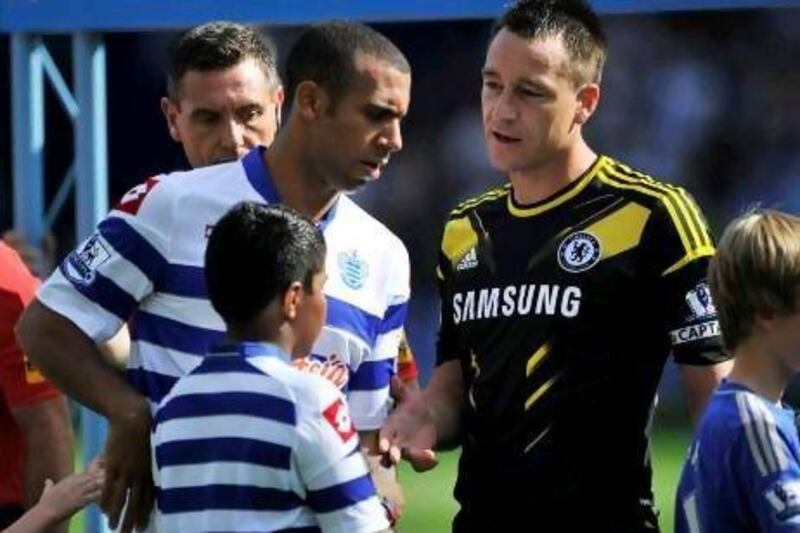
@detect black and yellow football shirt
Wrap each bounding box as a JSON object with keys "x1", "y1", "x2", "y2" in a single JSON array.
[{"x1": 436, "y1": 155, "x2": 728, "y2": 531}]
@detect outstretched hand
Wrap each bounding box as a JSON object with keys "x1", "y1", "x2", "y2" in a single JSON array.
[
  {"x1": 2, "y1": 456, "x2": 106, "y2": 533},
  {"x1": 37, "y1": 456, "x2": 105, "y2": 524},
  {"x1": 379, "y1": 376, "x2": 439, "y2": 472}
]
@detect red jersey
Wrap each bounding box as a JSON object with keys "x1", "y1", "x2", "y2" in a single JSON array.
[{"x1": 0, "y1": 242, "x2": 60, "y2": 506}]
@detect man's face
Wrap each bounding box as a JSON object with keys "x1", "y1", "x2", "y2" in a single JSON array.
[
  {"x1": 308, "y1": 53, "x2": 411, "y2": 193},
  {"x1": 481, "y1": 29, "x2": 587, "y2": 174},
  {"x1": 293, "y1": 269, "x2": 328, "y2": 358},
  {"x1": 162, "y1": 58, "x2": 283, "y2": 168}
]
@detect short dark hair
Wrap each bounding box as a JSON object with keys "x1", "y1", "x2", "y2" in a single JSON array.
[
  {"x1": 285, "y1": 20, "x2": 410, "y2": 110},
  {"x1": 205, "y1": 202, "x2": 325, "y2": 327},
  {"x1": 167, "y1": 21, "x2": 280, "y2": 99},
  {"x1": 492, "y1": 0, "x2": 607, "y2": 86}
]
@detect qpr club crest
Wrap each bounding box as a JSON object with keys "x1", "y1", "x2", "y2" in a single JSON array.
[
  {"x1": 557, "y1": 231, "x2": 601, "y2": 273},
  {"x1": 338, "y1": 250, "x2": 369, "y2": 290}
]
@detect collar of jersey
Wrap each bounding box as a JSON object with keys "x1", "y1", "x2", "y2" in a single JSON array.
[
  {"x1": 209, "y1": 341, "x2": 291, "y2": 364},
  {"x1": 241, "y1": 145, "x2": 340, "y2": 232},
  {"x1": 718, "y1": 379, "x2": 789, "y2": 410},
  {"x1": 506, "y1": 155, "x2": 606, "y2": 218}
]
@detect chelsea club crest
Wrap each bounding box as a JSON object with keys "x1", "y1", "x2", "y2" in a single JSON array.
[
  {"x1": 557, "y1": 231, "x2": 601, "y2": 273},
  {"x1": 338, "y1": 250, "x2": 369, "y2": 290}
]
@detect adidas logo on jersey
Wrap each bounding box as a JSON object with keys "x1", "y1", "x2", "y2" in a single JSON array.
[{"x1": 456, "y1": 247, "x2": 478, "y2": 271}]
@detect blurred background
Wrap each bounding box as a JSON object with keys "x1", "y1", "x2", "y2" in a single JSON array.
[{"x1": 3, "y1": 4, "x2": 800, "y2": 531}]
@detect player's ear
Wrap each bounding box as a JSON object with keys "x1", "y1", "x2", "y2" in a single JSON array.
[
  {"x1": 272, "y1": 86, "x2": 285, "y2": 132},
  {"x1": 282, "y1": 281, "x2": 305, "y2": 320},
  {"x1": 161, "y1": 97, "x2": 182, "y2": 142},
  {"x1": 753, "y1": 311, "x2": 777, "y2": 334},
  {"x1": 293, "y1": 80, "x2": 329, "y2": 121},
  {"x1": 273, "y1": 85, "x2": 285, "y2": 107},
  {"x1": 574, "y1": 83, "x2": 600, "y2": 126}
]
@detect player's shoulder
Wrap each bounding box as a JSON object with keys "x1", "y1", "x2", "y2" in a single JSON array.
[
  {"x1": 702, "y1": 386, "x2": 792, "y2": 445},
  {"x1": 446, "y1": 183, "x2": 510, "y2": 221},
  {"x1": 597, "y1": 155, "x2": 713, "y2": 257},
  {"x1": 113, "y1": 161, "x2": 243, "y2": 217},
  {"x1": 333, "y1": 195, "x2": 407, "y2": 255},
  {"x1": 596, "y1": 155, "x2": 703, "y2": 213},
  {"x1": 285, "y1": 367, "x2": 342, "y2": 411}
]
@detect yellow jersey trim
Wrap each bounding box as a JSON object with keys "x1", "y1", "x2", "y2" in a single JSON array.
[
  {"x1": 662, "y1": 247, "x2": 715, "y2": 277},
  {"x1": 585, "y1": 202, "x2": 652, "y2": 262},
  {"x1": 598, "y1": 169, "x2": 711, "y2": 263},
  {"x1": 441, "y1": 216, "x2": 479, "y2": 266},
  {"x1": 506, "y1": 156, "x2": 606, "y2": 218},
  {"x1": 451, "y1": 185, "x2": 509, "y2": 217},
  {"x1": 526, "y1": 341, "x2": 552, "y2": 377},
  {"x1": 525, "y1": 371, "x2": 563, "y2": 411}
]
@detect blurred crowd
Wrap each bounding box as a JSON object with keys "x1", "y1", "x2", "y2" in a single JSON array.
[{"x1": 2, "y1": 7, "x2": 800, "y2": 397}]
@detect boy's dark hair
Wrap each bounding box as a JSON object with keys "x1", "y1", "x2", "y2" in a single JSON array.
[
  {"x1": 167, "y1": 21, "x2": 280, "y2": 99},
  {"x1": 491, "y1": 0, "x2": 607, "y2": 86},
  {"x1": 205, "y1": 202, "x2": 325, "y2": 326},
  {"x1": 709, "y1": 209, "x2": 800, "y2": 351},
  {"x1": 285, "y1": 20, "x2": 410, "y2": 111}
]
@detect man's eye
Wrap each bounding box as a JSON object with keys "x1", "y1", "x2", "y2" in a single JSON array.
[
  {"x1": 193, "y1": 112, "x2": 218, "y2": 126},
  {"x1": 240, "y1": 107, "x2": 264, "y2": 123},
  {"x1": 365, "y1": 108, "x2": 392, "y2": 122},
  {"x1": 519, "y1": 88, "x2": 543, "y2": 98}
]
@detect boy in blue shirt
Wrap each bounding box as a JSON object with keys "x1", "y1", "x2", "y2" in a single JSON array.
[{"x1": 676, "y1": 209, "x2": 800, "y2": 532}]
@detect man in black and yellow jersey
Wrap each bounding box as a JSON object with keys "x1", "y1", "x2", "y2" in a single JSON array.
[{"x1": 379, "y1": 1, "x2": 733, "y2": 531}]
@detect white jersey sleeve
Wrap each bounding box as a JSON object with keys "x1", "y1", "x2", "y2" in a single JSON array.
[
  {"x1": 315, "y1": 196, "x2": 411, "y2": 432},
  {"x1": 295, "y1": 376, "x2": 389, "y2": 533},
  {"x1": 345, "y1": 227, "x2": 410, "y2": 431},
  {"x1": 37, "y1": 175, "x2": 173, "y2": 342}
]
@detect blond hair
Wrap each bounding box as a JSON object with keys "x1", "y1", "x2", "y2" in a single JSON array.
[{"x1": 709, "y1": 209, "x2": 800, "y2": 350}]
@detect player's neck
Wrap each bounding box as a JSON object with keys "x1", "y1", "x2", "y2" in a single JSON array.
[
  {"x1": 226, "y1": 324, "x2": 294, "y2": 359},
  {"x1": 729, "y1": 338, "x2": 792, "y2": 404},
  {"x1": 508, "y1": 139, "x2": 596, "y2": 205},
  {"x1": 265, "y1": 137, "x2": 339, "y2": 223}
]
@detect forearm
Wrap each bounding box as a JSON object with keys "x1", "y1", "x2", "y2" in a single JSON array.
[
  {"x1": 3, "y1": 503, "x2": 60, "y2": 533},
  {"x1": 17, "y1": 398, "x2": 75, "y2": 510},
  {"x1": 357, "y1": 431, "x2": 404, "y2": 525},
  {"x1": 424, "y1": 360, "x2": 464, "y2": 449},
  {"x1": 17, "y1": 299, "x2": 147, "y2": 422}
]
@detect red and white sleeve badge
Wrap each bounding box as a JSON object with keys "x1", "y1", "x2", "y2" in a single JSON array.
[
  {"x1": 115, "y1": 176, "x2": 160, "y2": 215},
  {"x1": 322, "y1": 397, "x2": 356, "y2": 443}
]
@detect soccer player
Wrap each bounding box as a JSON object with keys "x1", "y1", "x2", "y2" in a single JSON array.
[
  {"x1": 153, "y1": 202, "x2": 390, "y2": 532},
  {"x1": 17, "y1": 20, "x2": 411, "y2": 532},
  {"x1": 675, "y1": 210, "x2": 800, "y2": 533},
  {"x1": 0, "y1": 242, "x2": 73, "y2": 531},
  {"x1": 161, "y1": 21, "x2": 419, "y2": 390},
  {"x1": 160, "y1": 21, "x2": 284, "y2": 169},
  {"x1": 379, "y1": 1, "x2": 732, "y2": 530}
]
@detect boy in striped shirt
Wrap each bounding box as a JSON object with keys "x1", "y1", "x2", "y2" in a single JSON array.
[
  {"x1": 152, "y1": 202, "x2": 389, "y2": 532},
  {"x1": 676, "y1": 209, "x2": 800, "y2": 532}
]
